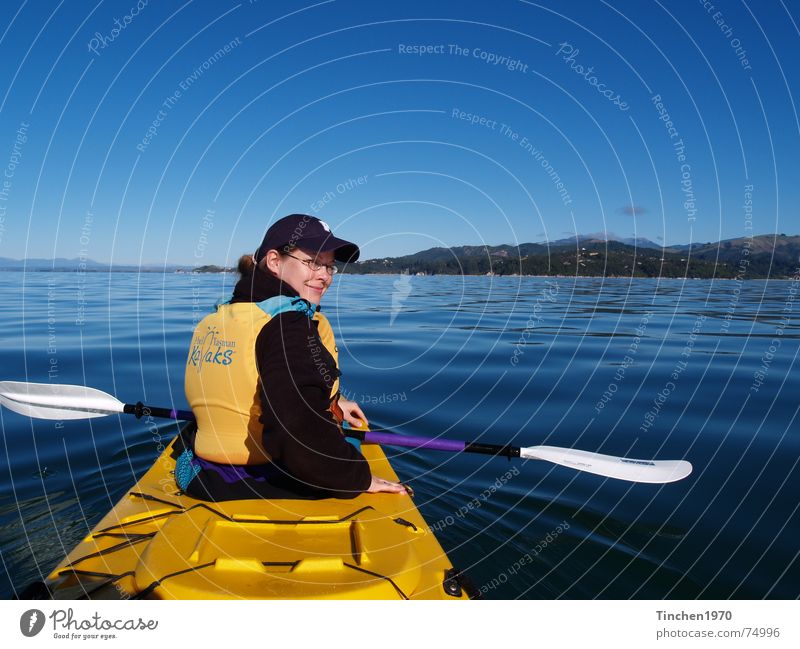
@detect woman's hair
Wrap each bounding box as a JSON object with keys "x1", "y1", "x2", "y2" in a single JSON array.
[
  {"x1": 237, "y1": 254, "x2": 256, "y2": 275},
  {"x1": 237, "y1": 245, "x2": 297, "y2": 276}
]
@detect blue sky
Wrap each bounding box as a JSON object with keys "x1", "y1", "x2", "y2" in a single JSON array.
[{"x1": 0, "y1": 0, "x2": 797, "y2": 265}]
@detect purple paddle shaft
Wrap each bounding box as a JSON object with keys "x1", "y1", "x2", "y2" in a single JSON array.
[{"x1": 364, "y1": 431, "x2": 466, "y2": 452}]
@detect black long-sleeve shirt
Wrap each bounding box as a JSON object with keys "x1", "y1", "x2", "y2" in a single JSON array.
[{"x1": 230, "y1": 266, "x2": 371, "y2": 498}]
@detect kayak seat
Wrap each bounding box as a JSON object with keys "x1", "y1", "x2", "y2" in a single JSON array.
[{"x1": 133, "y1": 504, "x2": 423, "y2": 599}]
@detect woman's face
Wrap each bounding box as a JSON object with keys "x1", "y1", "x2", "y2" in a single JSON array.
[{"x1": 266, "y1": 247, "x2": 335, "y2": 304}]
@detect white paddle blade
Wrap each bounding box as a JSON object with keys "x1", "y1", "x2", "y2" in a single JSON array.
[
  {"x1": 0, "y1": 381, "x2": 125, "y2": 420},
  {"x1": 520, "y1": 445, "x2": 692, "y2": 484}
]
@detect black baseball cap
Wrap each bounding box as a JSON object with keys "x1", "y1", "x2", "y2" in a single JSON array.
[{"x1": 254, "y1": 214, "x2": 360, "y2": 263}]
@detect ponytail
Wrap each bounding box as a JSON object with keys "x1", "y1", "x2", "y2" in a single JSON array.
[
  {"x1": 240, "y1": 245, "x2": 293, "y2": 276},
  {"x1": 237, "y1": 254, "x2": 256, "y2": 275}
]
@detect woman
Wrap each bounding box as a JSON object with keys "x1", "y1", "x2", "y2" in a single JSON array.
[{"x1": 179, "y1": 213, "x2": 407, "y2": 500}]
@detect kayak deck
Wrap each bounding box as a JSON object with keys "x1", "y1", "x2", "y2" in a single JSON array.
[{"x1": 43, "y1": 429, "x2": 469, "y2": 600}]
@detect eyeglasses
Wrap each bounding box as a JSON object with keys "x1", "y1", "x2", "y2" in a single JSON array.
[{"x1": 284, "y1": 252, "x2": 338, "y2": 275}]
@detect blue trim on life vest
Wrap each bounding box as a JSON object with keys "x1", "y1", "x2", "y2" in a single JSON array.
[
  {"x1": 342, "y1": 420, "x2": 362, "y2": 452},
  {"x1": 214, "y1": 294, "x2": 233, "y2": 311},
  {"x1": 175, "y1": 448, "x2": 201, "y2": 490},
  {"x1": 256, "y1": 295, "x2": 317, "y2": 319}
]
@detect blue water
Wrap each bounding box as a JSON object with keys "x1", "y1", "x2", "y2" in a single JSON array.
[{"x1": 1, "y1": 271, "x2": 798, "y2": 599}]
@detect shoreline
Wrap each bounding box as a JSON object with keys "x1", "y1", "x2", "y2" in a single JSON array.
[{"x1": 0, "y1": 269, "x2": 795, "y2": 280}]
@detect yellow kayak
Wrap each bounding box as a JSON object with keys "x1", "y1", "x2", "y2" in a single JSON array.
[{"x1": 42, "y1": 424, "x2": 470, "y2": 600}]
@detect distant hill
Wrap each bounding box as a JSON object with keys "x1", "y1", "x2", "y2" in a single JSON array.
[
  {"x1": 0, "y1": 257, "x2": 182, "y2": 272},
  {"x1": 3, "y1": 234, "x2": 797, "y2": 278},
  {"x1": 664, "y1": 234, "x2": 799, "y2": 277},
  {"x1": 348, "y1": 234, "x2": 799, "y2": 279},
  {"x1": 0, "y1": 257, "x2": 108, "y2": 270},
  {"x1": 0, "y1": 256, "x2": 232, "y2": 273}
]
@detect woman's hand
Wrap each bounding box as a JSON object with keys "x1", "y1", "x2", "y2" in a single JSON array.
[
  {"x1": 338, "y1": 397, "x2": 368, "y2": 429},
  {"x1": 366, "y1": 475, "x2": 407, "y2": 494}
]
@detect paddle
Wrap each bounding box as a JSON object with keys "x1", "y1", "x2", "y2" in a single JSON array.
[{"x1": 0, "y1": 381, "x2": 692, "y2": 484}]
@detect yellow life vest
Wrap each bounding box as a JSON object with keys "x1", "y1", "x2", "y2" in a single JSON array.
[{"x1": 184, "y1": 298, "x2": 339, "y2": 465}]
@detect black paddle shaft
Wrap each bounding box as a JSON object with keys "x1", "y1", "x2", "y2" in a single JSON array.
[{"x1": 123, "y1": 402, "x2": 194, "y2": 421}]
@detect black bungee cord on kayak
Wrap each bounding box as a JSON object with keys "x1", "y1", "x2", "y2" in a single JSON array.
[{"x1": 51, "y1": 494, "x2": 412, "y2": 600}]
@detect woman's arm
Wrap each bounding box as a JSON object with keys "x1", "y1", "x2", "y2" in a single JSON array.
[{"x1": 255, "y1": 312, "x2": 371, "y2": 498}]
